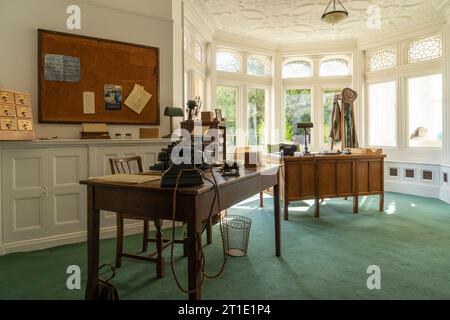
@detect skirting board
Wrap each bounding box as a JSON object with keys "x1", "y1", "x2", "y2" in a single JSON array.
[
  {"x1": 0, "y1": 220, "x2": 177, "y2": 256},
  {"x1": 385, "y1": 181, "x2": 441, "y2": 201}
]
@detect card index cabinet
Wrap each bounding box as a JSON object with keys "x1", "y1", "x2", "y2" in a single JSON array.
[{"x1": 0, "y1": 89, "x2": 34, "y2": 141}]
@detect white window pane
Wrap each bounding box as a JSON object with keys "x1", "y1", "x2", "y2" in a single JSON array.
[
  {"x1": 194, "y1": 78, "x2": 204, "y2": 101},
  {"x1": 320, "y1": 58, "x2": 350, "y2": 76},
  {"x1": 216, "y1": 51, "x2": 241, "y2": 73},
  {"x1": 368, "y1": 81, "x2": 397, "y2": 147},
  {"x1": 323, "y1": 89, "x2": 342, "y2": 144},
  {"x1": 369, "y1": 49, "x2": 396, "y2": 71},
  {"x1": 408, "y1": 36, "x2": 442, "y2": 63},
  {"x1": 248, "y1": 58, "x2": 266, "y2": 76},
  {"x1": 283, "y1": 61, "x2": 312, "y2": 78},
  {"x1": 248, "y1": 88, "x2": 266, "y2": 146},
  {"x1": 216, "y1": 86, "x2": 237, "y2": 147},
  {"x1": 408, "y1": 74, "x2": 442, "y2": 148},
  {"x1": 284, "y1": 89, "x2": 312, "y2": 141}
]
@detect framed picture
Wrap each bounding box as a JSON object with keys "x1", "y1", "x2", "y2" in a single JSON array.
[{"x1": 215, "y1": 109, "x2": 223, "y2": 122}]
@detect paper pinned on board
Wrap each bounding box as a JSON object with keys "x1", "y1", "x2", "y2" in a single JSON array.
[
  {"x1": 83, "y1": 91, "x2": 95, "y2": 114},
  {"x1": 124, "y1": 84, "x2": 152, "y2": 114}
]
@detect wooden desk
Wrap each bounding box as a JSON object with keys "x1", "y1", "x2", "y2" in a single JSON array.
[
  {"x1": 284, "y1": 154, "x2": 386, "y2": 219},
  {"x1": 80, "y1": 165, "x2": 281, "y2": 300}
]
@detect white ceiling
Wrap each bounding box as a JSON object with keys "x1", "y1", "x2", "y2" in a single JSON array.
[{"x1": 192, "y1": 0, "x2": 449, "y2": 44}]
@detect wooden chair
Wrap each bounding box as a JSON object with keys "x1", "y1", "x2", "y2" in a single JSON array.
[{"x1": 110, "y1": 156, "x2": 185, "y2": 278}]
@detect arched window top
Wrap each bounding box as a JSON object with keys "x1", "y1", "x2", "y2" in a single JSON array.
[
  {"x1": 369, "y1": 49, "x2": 396, "y2": 71},
  {"x1": 248, "y1": 55, "x2": 270, "y2": 77},
  {"x1": 194, "y1": 41, "x2": 204, "y2": 64},
  {"x1": 320, "y1": 57, "x2": 350, "y2": 76},
  {"x1": 408, "y1": 35, "x2": 442, "y2": 64},
  {"x1": 216, "y1": 50, "x2": 241, "y2": 73},
  {"x1": 282, "y1": 59, "x2": 312, "y2": 78}
]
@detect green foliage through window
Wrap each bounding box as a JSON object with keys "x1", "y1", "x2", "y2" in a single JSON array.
[
  {"x1": 248, "y1": 88, "x2": 265, "y2": 146},
  {"x1": 216, "y1": 86, "x2": 237, "y2": 147},
  {"x1": 284, "y1": 89, "x2": 311, "y2": 141}
]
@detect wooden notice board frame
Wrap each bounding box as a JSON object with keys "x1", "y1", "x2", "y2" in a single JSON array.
[{"x1": 38, "y1": 29, "x2": 160, "y2": 125}]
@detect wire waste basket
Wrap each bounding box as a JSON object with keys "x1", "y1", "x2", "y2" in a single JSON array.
[{"x1": 222, "y1": 215, "x2": 252, "y2": 257}]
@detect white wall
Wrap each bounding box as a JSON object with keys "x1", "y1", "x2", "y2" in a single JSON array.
[{"x1": 0, "y1": 0, "x2": 183, "y2": 139}]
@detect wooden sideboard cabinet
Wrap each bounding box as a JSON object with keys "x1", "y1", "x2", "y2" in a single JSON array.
[{"x1": 283, "y1": 154, "x2": 386, "y2": 219}]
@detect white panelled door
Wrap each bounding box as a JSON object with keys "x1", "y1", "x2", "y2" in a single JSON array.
[{"x1": 2, "y1": 149, "x2": 49, "y2": 243}]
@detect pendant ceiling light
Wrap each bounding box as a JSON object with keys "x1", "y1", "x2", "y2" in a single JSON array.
[{"x1": 321, "y1": 0, "x2": 349, "y2": 25}]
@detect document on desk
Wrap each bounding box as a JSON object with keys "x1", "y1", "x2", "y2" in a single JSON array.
[
  {"x1": 89, "y1": 174, "x2": 160, "y2": 184},
  {"x1": 124, "y1": 84, "x2": 152, "y2": 114}
]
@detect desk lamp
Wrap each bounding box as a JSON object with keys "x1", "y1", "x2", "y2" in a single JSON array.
[
  {"x1": 297, "y1": 122, "x2": 314, "y2": 155},
  {"x1": 163, "y1": 106, "x2": 184, "y2": 138}
]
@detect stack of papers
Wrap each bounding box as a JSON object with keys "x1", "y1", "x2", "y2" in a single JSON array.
[{"x1": 89, "y1": 174, "x2": 160, "y2": 184}]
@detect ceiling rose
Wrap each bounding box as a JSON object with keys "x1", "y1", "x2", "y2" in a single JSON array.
[{"x1": 322, "y1": 0, "x2": 349, "y2": 25}]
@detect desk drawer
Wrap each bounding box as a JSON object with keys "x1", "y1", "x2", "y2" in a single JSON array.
[
  {"x1": 0, "y1": 118, "x2": 18, "y2": 131},
  {"x1": 15, "y1": 93, "x2": 31, "y2": 106},
  {"x1": 18, "y1": 119, "x2": 33, "y2": 131},
  {"x1": 16, "y1": 106, "x2": 32, "y2": 118},
  {"x1": 0, "y1": 91, "x2": 15, "y2": 104},
  {"x1": 1, "y1": 104, "x2": 16, "y2": 117}
]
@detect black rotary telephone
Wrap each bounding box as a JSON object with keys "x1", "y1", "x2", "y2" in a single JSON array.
[{"x1": 160, "y1": 144, "x2": 205, "y2": 188}]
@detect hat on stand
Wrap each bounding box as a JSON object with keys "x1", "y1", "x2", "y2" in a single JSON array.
[{"x1": 342, "y1": 88, "x2": 358, "y2": 103}]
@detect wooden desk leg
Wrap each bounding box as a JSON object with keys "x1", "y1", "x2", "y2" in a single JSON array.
[
  {"x1": 260, "y1": 192, "x2": 264, "y2": 208},
  {"x1": 314, "y1": 198, "x2": 320, "y2": 218},
  {"x1": 284, "y1": 198, "x2": 289, "y2": 221},
  {"x1": 353, "y1": 196, "x2": 359, "y2": 214},
  {"x1": 187, "y1": 221, "x2": 202, "y2": 300},
  {"x1": 85, "y1": 186, "x2": 100, "y2": 300},
  {"x1": 155, "y1": 219, "x2": 164, "y2": 278},
  {"x1": 206, "y1": 218, "x2": 212, "y2": 245},
  {"x1": 380, "y1": 193, "x2": 385, "y2": 212},
  {"x1": 274, "y1": 183, "x2": 281, "y2": 257}
]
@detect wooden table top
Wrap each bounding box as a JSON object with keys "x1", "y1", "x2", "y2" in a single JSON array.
[
  {"x1": 282, "y1": 153, "x2": 386, "y2": 162},
  {"x1": 80, "y1": 165, "x2": 280, "y2": 195}
]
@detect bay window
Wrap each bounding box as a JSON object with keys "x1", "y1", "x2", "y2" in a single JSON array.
[
  {"x1": 407, "y1": 74, "x2": 442, "y2": 148},
  {"x1": 367, "y1": 81, "x2": 397, "y2": 147}
]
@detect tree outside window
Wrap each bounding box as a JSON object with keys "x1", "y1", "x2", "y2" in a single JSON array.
[
  {"x1": 285, "y1": 89, "x2": 312, "y2": 141},
  {"x1": 248, "y1": 88, "x2": 265, "y2": 146}
]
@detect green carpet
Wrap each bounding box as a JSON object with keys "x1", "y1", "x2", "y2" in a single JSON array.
[{"x1": 1, "y1": 192, "x2": 450, "y2": 300}]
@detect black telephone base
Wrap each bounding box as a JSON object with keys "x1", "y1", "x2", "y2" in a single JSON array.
[{"x1": 160, "y1": 165, "x2": 204, "y2": 188}]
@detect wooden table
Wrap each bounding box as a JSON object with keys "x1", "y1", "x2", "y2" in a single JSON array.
[
  {"x1": 284, "y1": 154, "x2": 386, "y2": 219},
  {"x1": 80, "y1": 165, "x2": 281, "y2": 300}
]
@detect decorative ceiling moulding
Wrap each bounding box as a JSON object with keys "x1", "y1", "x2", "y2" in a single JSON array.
[
  {"x1": 279, "y1": 38, "x2": 357, "y2": 55},
  {"x1": 358, "y1": 18, "x2": 446, "y2": 51},
  {"x1": 78, "y1": 0, "x2": 174, "y2": 23},
  {"x1": 191, "y1": 0, "x2": 448, "y2": 44},
  {"x1": 214, "y1": 30, "x2": 279, "y2": 54},
  {"x1": 184, "y1": 0, "x2": 216, "y2": 42}
]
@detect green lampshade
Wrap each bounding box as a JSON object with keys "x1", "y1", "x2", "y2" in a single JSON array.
[{"x1": 164, "y1": 106, "x2": 184, "y2": 117}]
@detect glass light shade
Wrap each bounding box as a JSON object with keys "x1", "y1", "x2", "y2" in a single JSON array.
[{"x1": 322, "y1": 11, "x2": 348, "y2": 25}]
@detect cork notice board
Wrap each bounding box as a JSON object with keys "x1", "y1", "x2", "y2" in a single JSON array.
[{"x1": 38, "y1": 30, "x2": 160, "y2": 125}]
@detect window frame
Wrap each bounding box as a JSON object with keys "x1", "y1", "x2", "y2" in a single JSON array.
[
  {"x1": 406, "y1": 34, "x2": 443, "y2": 65},
  {"x1": 282, "y1": 85, "x2": 315, "y2": 144},
  {"x1": 216, "y1": 49, "x2": 243, "y2": 74},
  {"x1": 363, "y1": 33, "x2": 444, "y2": 162},
  {"x1": 405, "y1": 72, "x2": 443, "y2": 149},
  {"x1": 365, "y1": 78, "x2": 399, "y2": 149},
  {"x1": 367, "y1": 46, "x2": 398, "y2": 72},
  {"x1": 319, "y1": 55, "x2": 352, "y2": 77},
  {"x1": 282, "y1": 57, "x2": 314, "y2": 79},
  {"x1": 247, "y1": 54, "x2": 271, "y2": 77}
]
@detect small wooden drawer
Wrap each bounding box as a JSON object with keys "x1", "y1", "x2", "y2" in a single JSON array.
[
  {"x1": 0, "y1": 118, "x2": 18, "y2": 131},
  {"x1": 18, "y1": 119, "x2": 33, "y2": 131},
  {"x1": 16, "y1": 106, "x2": 32, "y2": 118},
  {"x1": 1, "y1": 104, "x2": 16, "y2": 117},
  {"x1": 0, "y1": 91, "x2": 15, "y2": 105},
  {"x1": 15, "y1": 93, "x2": 31, "y2": 106}
]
